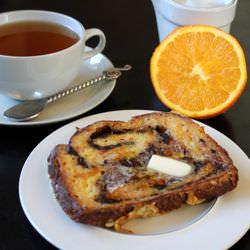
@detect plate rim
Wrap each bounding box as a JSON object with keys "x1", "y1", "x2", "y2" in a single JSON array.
[{"x1": 19, "y1": 109, "x2": 250, "y2": 250}]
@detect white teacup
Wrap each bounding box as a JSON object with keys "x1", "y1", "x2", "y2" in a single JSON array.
[{"x1": 0, "y1": 10, "x2": 106, "y2": 100}]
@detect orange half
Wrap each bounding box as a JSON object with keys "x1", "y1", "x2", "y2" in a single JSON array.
[{"x1": 150, "y1": 25, "x2": 247, "y2": 119}]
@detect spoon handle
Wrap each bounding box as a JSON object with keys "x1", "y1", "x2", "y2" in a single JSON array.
[{"x1": 47, "y1": 64, "x2": 132, "y2": 104}]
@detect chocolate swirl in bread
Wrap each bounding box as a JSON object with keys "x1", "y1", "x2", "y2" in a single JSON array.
[{"x1": 48, "y1": 112, "x2": 238, "y2": 233}]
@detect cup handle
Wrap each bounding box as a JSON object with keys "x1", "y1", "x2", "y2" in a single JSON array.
[{"x1": 83, "y1": 28, "x2": 106, "y2": 59}]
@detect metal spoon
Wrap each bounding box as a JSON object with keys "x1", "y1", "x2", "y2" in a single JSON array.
[{"x1": 3, "y1": 65, "x2": 132, "y2": 121}]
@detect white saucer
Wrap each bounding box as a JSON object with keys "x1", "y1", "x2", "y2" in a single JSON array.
[
  {"x1": 19, "y1": 110, "x2": 250, "y2": 250},
  {"x1": 0, "y1": 47, "x2": 116, "y2": 126}
]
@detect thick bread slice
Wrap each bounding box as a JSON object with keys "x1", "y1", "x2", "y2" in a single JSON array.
[{"x1": 48, "y1": 112, "x2": 238, "y2": 233}]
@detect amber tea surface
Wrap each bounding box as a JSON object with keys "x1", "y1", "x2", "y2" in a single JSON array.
[{"x1": 0, "y1": 21, "x2": 80, "y2": 56}]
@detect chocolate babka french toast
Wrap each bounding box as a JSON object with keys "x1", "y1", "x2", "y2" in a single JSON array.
[{"x1": 48, "y1": 112, "x2": 238, "y2": 233}]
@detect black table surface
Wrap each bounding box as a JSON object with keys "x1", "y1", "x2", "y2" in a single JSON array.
[{"x1": 0, "y1": 0, "x2": 249, "y2": 249}]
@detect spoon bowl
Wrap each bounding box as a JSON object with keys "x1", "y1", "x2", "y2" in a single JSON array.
[{"x1": 4, "y1": 99, "x2": 48, "y2": 121}]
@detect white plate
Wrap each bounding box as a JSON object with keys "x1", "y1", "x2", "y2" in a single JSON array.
[
  {"x1": 19, "y1": 110, "x2": 250, "y2": 250},
  {"x1": 0, "y1": 47, "x2": 116, "y2": 126}
]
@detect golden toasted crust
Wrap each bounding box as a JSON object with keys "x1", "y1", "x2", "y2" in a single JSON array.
[{"x1": 48, "y1": 112, "x2": 238, "y2": 232}]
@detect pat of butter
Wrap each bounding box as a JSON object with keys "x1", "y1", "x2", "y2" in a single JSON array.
[{"x1": 147, "y1": 155, "x2": 192, "y2": 177}]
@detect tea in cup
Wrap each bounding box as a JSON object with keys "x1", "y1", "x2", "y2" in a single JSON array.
[{"x1": 0, "y1": 10, "x2": 106, "y2": 100}]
